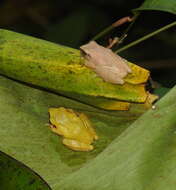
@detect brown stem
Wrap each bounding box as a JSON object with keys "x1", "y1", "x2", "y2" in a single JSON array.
[
  {"x1": 112, "y1": 16, "x2": 133, "y2": 27},
  {"x1": 92, "y1": 16, "x2": 133, "y2": 41}
]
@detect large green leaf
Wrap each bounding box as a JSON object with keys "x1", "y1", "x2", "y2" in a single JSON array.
[
  {"x1": 56, "y1": 86, "x2": 176, "y2": 190},
  {"x1": 135, "y1": 0, "x2": 176, "y2": 14},
  {"x1": 0, "y1": 28, "x2": 175, "y2": 190},
  {"x1": 0, "y1": 75, "x2": 144, "y2": 189},
  {"x1": 1, "y1": 73, "x2": 176, "y2": 190},
  {"x1": 0, "y1": 29, "x2": 149, "y2": 104},
  {"x1": 0, "y1": 151, "x2": 51, "y2": 190}
]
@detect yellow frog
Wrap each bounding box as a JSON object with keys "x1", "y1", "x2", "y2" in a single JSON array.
[{"x1": 49, "y1": 107, "x2": 98, "y2": 151}]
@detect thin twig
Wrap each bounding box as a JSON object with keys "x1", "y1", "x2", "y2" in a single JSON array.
[
  {"x1": 115, "y1": 21, "x2": 176, "y2": 53},
  {"x1": 114, "y1": 13, "x2": 139, "y2": 46},
  {"x1": 92, "y1": 16, "x2": 133, "y2": 41}
]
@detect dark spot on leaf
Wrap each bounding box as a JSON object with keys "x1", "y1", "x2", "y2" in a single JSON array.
[
  {"x1": 68, "y1": 51, "x2": 75, "y2": 55},
  {"x1": 38, "y1": 65, "x2": 42, "y2": 69},
  {"x1": 28, "y1": 179, "x2": 35, "y2": 185},
  {"x1": 153, "y1": 114, "x2": 162, "y2": 118},
  {"x1": 68, "y1": 70, "x2": 73, "y2": 74}
]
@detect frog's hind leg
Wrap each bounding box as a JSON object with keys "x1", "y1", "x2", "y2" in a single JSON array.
[
  {"x1": 79, "y1": 113, "x2": 98, "y2": 140},
  {"x1": 62, "y1": 139, "x2": 93, "y2": 151}
]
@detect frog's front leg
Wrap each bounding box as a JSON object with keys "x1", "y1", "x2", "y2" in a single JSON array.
[{"x1": 62, "y1": 138, "x2": 94, "y2": 151}]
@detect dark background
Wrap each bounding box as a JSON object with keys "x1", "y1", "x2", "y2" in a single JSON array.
[{"x1": 0, "y1": 0, "x2": 175, "y2": 89}]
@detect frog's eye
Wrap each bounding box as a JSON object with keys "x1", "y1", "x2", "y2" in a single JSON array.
[
  {"x1": 50, "y1": 124, "x2": 57, "y2": 129},
  {"x1": 80, "y1": 49, "x2": 91, "y2": 58}
]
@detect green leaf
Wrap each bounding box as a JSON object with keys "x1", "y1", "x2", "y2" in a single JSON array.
[
  {"x1": 154, "y1": 87, "x2": 170, "y2": 97},
  {"x1": 0, "y1": 151, "x2": 51, "y2": 190},
  {"x1": 0, "y1": 55, "x2": 175, "y2": 190},
  {"x1": 0, "y1": 29, "x2": 150, "y2": 104},
  {"x1": 135, "y1": 0, "x2": 176, "y2": 15},
  {"x1": 0, "y1": 75, "x2": 144, "y2": 189},
  {"x1": 56, "y1": 87, "x2": 176, "y2": 190},
  {"x1": 1, "y1": 29, "x2": 174, "y2": 190}
]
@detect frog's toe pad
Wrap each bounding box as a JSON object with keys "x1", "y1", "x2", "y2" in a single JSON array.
[{"x1": 62, "y1": 139, "x2": 93, "y2": 151}]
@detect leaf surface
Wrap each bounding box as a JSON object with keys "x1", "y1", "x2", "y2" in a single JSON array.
[
  {"x1": 56, "y1": 86, "x2": 176, "y2": 190},
  {"x1": 0, "y1": 29, "x2": 149, "y2": 103},
  {"x1": 0, "y1": 151, "x2": 51, "y2": 190},
  {"x1": 0, "y1": 75, "x2": 145, "y2": 189},
  {"x1": 135, "y1": 0, "x2": 176, "y2": 14}
]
